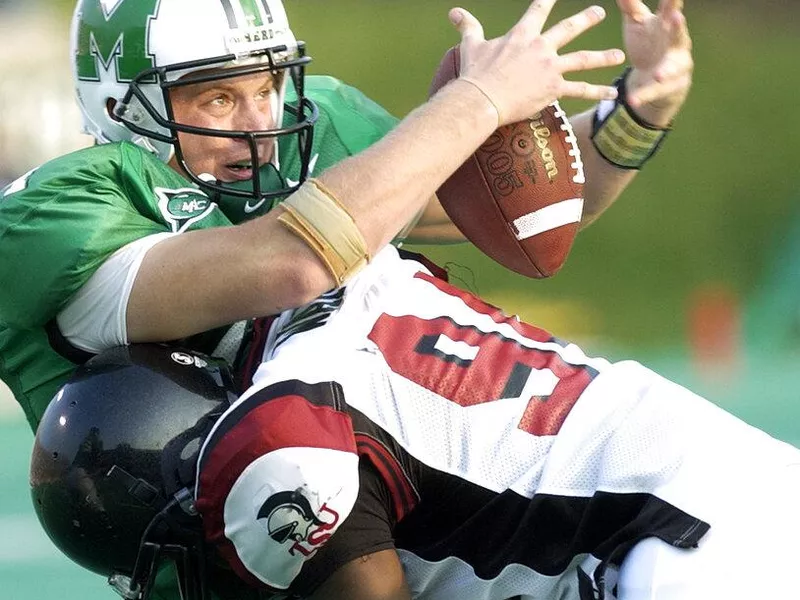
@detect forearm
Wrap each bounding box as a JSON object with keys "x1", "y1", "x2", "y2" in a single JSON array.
[
  {"x1": 574, "y1": 66, "x2": 687, "y2": 228},
  {"x1": 571, "y1": 107, "x2": 638, "y2": 228},
  {"x1": 127, "y1": 222, "x2": 331, "y2": 342},
  {"x1": 318, "y1": 80, "x2": 497, "y2": 251}
]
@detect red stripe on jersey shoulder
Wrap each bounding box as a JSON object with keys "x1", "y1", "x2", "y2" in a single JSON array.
[
  {"x1": 195, "y1": 381, "x2": 357, "y2": 580},
  {"x1": 356, "y1": 433, "x2": 419, "y2": 522}
]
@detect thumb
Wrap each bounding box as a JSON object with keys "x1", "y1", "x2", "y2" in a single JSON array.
[{"x1": 449, "y1": 7, "x2": 485, "y2": 45}]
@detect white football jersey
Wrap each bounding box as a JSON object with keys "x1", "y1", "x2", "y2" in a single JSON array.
[{"x1": 195, "y1": 246, "x2": 800, "y2": 600}]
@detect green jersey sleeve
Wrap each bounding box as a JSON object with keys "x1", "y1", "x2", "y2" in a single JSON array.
[{"x1": 0, "y1": 142, "x2": 232, "y2": 329}]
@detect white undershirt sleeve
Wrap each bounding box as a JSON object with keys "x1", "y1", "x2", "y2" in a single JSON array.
[{"x1": 56, "y1": 232, "x2": 179, "y2": 354}]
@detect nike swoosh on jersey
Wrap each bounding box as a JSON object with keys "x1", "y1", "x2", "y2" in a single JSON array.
[{"x1": 244, "y1": 196, "x2": 269, "y2": 214}]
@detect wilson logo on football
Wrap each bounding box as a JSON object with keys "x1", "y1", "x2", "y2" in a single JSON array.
[
  {"x1": 258, "y1": 490, "x2": 340, "y2": 557},
  {"x1": 429, "y1": 47, "x2": 586, "y2": 279}
]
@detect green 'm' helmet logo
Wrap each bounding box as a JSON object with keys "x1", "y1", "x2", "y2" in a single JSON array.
[
  {"x1": 75, "y1": 0, "x2": 281, "y2": 84},
  {"x1": 74, "y1": 0, "x2": 160, "y2": 83}
]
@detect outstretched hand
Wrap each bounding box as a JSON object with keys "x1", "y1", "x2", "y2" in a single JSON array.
[
  {"x1": 616, "y1": 0, "x2": 694, "y2": 125},
  {"x1": 449, "y1": 0, "x2": 626, "y2": 126}
]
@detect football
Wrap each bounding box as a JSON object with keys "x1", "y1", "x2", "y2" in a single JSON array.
[{"x1": 429, "y1": 46, "x2": 585, "y2": 278}]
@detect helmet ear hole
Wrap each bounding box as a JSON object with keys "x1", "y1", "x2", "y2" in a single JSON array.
[{"x1": 106, "y1": 98, "x2": 122, "y2": 123}]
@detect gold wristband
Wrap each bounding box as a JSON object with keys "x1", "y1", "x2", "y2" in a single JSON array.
[
  {"x1": 278, "y1": 179, "x2": 371, "y2": 286},
  {"x1": 591, "y1": 69, "x2": 671, "y2": 170}
]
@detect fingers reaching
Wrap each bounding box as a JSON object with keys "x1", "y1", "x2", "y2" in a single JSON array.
[
  {"x1": 619, "y1": 0, "x2": 693, "y2": 113},
  {"x1": 668, "y1": 9, "x2": 692, "y2": 49},
  {"x1": 559, "y1": 48, "x2": 626, "y2": 75},
  {"x1": 515, "y1": 0, "x2": 559, "y2": 35},
  {"x1": 448, "y1": 0, "x2": 637, "y2": 124},
  {"x1": 616, "y1": 0, "x2": 653, "y2": 23},
  {"x1": 543, "y1": 5, "x2": 608, "y2": 49}
]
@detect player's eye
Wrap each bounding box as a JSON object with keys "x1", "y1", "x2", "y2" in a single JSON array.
[
  {"x1": 256, "y1": 86, "x2": 274, "y2": 100},
  {"x1": 201, "y1": 94, "x2": 235, "y2": 115}
]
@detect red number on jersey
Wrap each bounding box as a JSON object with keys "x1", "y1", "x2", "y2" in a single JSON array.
[{"x1": 368, "y1": 274, "x2": 598, "y2": 436}]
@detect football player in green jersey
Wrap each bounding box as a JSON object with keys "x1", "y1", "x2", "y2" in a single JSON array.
[
  {"x1": 0, "y1": 0, "x2": 693, "y2": 435},
  {"x1": 0, "y1": 0, "x2": 627, "y2": 433},
  {"x1": 3, "y1": 0, "x2": 692, "y2": 597}
]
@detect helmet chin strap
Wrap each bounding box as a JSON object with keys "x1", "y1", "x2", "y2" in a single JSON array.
[
  {"x1": 106, "y1": 465, "x2": 168, "y2": 510},
  {"x1": 107, "y1": 481, "x2": 206, "y2": 600}
]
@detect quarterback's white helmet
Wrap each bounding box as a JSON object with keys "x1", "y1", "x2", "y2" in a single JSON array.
[{"x1": 70, "y1": 0, "x2": 317, "y2": 201}]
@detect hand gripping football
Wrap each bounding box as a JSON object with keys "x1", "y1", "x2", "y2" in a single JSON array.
[{"x1": 430, "y1": 46, "x2": 586, "y2": 278}]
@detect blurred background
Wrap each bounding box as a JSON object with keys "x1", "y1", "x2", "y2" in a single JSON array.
[{"x1": 1, "y1": 0, "x2": 799, "y2": 597}]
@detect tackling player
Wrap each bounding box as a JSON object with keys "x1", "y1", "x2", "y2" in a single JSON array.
[{"x1": 31, "y1": 285, "x2": 800, "y2": 600}]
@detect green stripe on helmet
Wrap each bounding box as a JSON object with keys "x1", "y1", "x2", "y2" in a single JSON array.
[
  {"x1": 220, "y1": 0, "x2": 274, "y2": 28},
  {"x1": 239, "y1": 0, "x2": 264, "y2": 26}
]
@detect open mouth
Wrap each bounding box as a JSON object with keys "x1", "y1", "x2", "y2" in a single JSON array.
[{"x1": 224, "y1": 159, "x2": 255, "y2": 180}]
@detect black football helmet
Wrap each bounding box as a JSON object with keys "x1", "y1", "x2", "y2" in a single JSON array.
[{"x1": 30, "y1": 344, "x2": 238, "y2": 600}]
